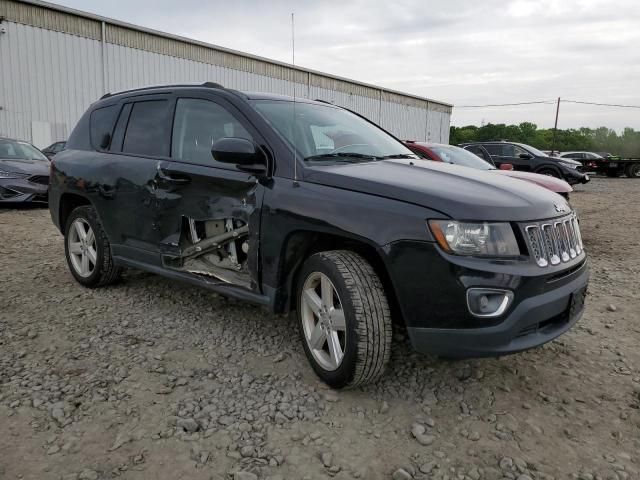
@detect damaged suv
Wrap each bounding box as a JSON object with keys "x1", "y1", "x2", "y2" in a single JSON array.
[{"x1": 49, "y1": 83, "x2": 589, "y2": 388}]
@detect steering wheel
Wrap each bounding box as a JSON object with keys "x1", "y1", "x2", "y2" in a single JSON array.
[{"x1": 329, "y1": 144, "x2": 371, "y2": 154}]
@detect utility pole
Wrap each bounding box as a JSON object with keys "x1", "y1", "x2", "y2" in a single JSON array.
[{"x1": 551, "y1": 97, "x2": 560, "y2": 155}]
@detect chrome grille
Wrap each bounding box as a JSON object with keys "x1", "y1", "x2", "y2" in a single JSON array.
[{"x1": 524, "y1": 214, "x2": 583, "y2": 267}]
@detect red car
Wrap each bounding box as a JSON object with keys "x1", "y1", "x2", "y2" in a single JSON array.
[{"x1": 405, "y1": 142, "x2": 573, "y2": 199}]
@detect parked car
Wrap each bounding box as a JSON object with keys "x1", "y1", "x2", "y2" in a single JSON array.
[
  {"x1": 405, "y1": 141, "x2": 573, "y2": 199},
  {"x1": 49, "y1": 83, "x2": 589, "y2": 388},
  {"x1": 41, "y1": 141, "x2": 66, "y2": 159},
  {"x1": 460, "y1": 141, "x2": 590, "y2": 185},
  {"x1": 560, "y1": 151, "x2": 640, "y2": 178},
  {"x1": 0, "y1": 137, "x2": 50, "y2": 204}
]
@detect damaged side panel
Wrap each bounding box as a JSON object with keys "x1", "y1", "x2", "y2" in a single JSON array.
[
  {"x1": 154, "y1": 161, "x2": 263, "y2": 292},
  {"x1": 166, "y1": 216, "x2": 252, "y2": 288}
]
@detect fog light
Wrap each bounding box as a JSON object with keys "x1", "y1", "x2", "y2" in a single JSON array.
[{"x1": 467, "y1": 288, "x2": 514, "y2": 318}]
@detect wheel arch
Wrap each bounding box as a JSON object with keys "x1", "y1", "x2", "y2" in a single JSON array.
[
  {"x1": 534, "y1": 165, "x2": 562, "y2": 177},
  {"x1": 274, "y1": 229, "x2": 402, "y2": 324},
  {"x1": 59, "y1": 193, "x2": 92, "y2": 233}
]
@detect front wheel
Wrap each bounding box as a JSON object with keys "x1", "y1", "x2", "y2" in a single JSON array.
[
  {"x1": 296, "y1": 251, "x2": 392, "y2": 389},
  {"x1": 536, "y1": 168, "x2": 561, "y2": 179}
]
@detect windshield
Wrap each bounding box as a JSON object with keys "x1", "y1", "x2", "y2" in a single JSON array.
[
  {"x1": 431, "y1": 145, "x2": 495, "y2": 170},
  {"x1": 517, "y1": 143, "x2": 548, "y2": 158},
  {"x1": 252, "y1": 100, "x2": 415, "y2": 161},
  {"x1": 0, "y1": 139, "x2": 48, "y2": 161}
]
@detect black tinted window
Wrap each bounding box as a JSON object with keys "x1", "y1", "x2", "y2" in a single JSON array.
[
  {"x1": 483, "y1": 144, "x2": 503, "y2": 156},
  {"x1": 171, "y1": 98, "x2": 252, "y2": 166},
  {"x1": 123, "y1": 100, "x2": 171, "y2": 157},
  {"x1": 90, "y1": 105, "x2": 119, "y2": 150}
]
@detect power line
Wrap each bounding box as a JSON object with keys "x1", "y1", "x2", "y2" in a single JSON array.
[
  {"x1": 456, "y1": 100, "x2": 555, "y2": 108},
  {"x1": 563, "y1": 99, "x2": 640, "y2": 109},
  {"x1": 456, "y1": 99, "x2": 640, "y2": 109}
]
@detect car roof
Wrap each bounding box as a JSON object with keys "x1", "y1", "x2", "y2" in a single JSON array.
[
  {"x1": 560, "y1": 151, "x2": 601, "y2": 155},
  {"x1": 99, "y1": 82, "x2": 333, "y2": 107}
]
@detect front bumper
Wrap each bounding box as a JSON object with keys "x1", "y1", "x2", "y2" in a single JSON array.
[
  {"x1": 407, "y1": 262, "x2": 588, "y2": 357},
  {"x1": 561, "y1": 167, "x2": 590, "y2": 185},
  {"x1": 0, "y1": 177, "x2": 48, "y2": 203},
  {"x1": 383, "y1": 240, "x2": 589, "y2": 358}
]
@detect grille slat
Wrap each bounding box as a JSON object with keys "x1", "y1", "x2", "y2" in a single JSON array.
[{"x1": 524, "y1": 214, "x2": 583, "y2": 268}]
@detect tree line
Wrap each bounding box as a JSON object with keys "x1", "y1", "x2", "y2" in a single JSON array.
[{"x1": 449, "y1": 123, "x2": 640, "y2": 158}]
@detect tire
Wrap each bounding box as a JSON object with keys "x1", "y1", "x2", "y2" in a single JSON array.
[
  {"x1": 64, "y1": 205, "x2": 122, "y2": 288},
  {"x1": 626, "y1": 163, "x2": 640, "y2": 178},
  {"x1": 295, "y1": 250, "x2": 392, "y2": 389},
  {"x1": 536, "y1": 168, "x2": 561, "y2": 179}
]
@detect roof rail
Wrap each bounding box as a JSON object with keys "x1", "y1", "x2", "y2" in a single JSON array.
[{"x1": 100, "y1": 81, "x2": 225, "y2": 100}]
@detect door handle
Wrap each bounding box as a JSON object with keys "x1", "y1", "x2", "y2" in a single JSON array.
[{"x1": 156, "y1": 164, "x2": 191, "y2": 185}]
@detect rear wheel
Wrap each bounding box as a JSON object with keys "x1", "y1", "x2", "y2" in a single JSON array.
[
  {"x1": 296, "y1": 250, "x2": 392, "y2": 389},
  {"x1": 64, "y1": 205, "x2": 122, "y2": 287},
  {"x1": 626, "y1": 163, "x2": 640, "y2": 178}
]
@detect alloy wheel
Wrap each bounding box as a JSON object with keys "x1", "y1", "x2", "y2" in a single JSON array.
[
  {"x1": 68, "y1": 218, "x2": 97, "y2": 277},
  {"x1": 300, "y1": 271, "x2": 347, "y2": 371}
]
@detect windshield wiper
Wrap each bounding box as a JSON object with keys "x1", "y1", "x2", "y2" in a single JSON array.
[
  {"x1": 304, "y1": 152, "x2": 379, "y2": 162},
  {"x1": 377, "y1": 154, "x2": 417, "y2": 159}
]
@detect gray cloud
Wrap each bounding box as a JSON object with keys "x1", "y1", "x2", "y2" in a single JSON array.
[{"x1": 54, "y1": 0, "x2": 640, "y2": 131}]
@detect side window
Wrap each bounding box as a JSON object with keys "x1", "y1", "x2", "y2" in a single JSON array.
[
  {"x1": 501, "y1": 144, "x2": 515, "y2": 157},
  {"x1": 171, "y1": 98, "x2": 253, "y2": 166},
  {"x1": 90, "y1": 105, "x2": 119, "y2": 151},
  {"x1": 483, "y1": 144, "x2": 503, "y2": 156},
  {"x1": 122, "y1": 100, "x2": 172, "y2": 157},
  {"x1": 513, "y1": 145, "x2": 529, "y2": 157}
]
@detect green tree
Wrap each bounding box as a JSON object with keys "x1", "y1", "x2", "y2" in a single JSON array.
[{"x1": 449, "y1": 123, "x2": 639, "y2": 157}]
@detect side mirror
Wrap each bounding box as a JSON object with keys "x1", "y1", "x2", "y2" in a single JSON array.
[
  {"x1": 499, "y1": 163, "x2": 514, "y2": 171},
  {"x1": 519, "y1": 153, "x2": 533, "y2": 159},
  {"x1": 212, "y1": 138, "x2": 267, "y2": 174}
]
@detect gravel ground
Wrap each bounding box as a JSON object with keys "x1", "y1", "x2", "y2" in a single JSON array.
[{"x1": 1, "y1": 178, "x2": 639, "y2": 480}]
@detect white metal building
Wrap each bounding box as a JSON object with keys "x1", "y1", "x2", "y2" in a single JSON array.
[{"x1": 0, "y1": 0, "x2": 452, "y2": 148}]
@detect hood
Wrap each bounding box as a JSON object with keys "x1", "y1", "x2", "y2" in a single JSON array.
[
  {"x1": 496, "y1": 169, "x2": 572, "y2": 193},
  {"x1": 304, "y1": 159, "x2": 570, "y2": 222},
  {"x1": 0, "y1": 158, "x2": 50, "y2": 176}
]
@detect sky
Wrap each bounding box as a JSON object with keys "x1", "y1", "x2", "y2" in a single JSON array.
[{"x1": 52, "y1": 0, "x2": 640, "y2": 131}]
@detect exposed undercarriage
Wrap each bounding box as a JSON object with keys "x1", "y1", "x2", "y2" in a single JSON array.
[{"x1": 166, "y1": 217, "x2": 251, "y2": 288}]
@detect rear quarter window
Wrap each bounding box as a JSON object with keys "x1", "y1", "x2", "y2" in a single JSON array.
[{"x1": 90, "y1": 105, "x2": 120, "y2": 151}]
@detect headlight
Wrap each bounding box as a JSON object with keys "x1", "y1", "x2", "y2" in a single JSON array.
[
  {"x1": 0, "y1": 168, "x2": 25, "y2": 179},
  {"x1": 429, "y1": 220, "x2": 520, "y2": 257},
  {"x1": 559, "y1": 162, "x2": 579, "y2": 170}
]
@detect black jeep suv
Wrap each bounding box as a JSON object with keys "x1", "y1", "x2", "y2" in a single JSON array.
[
  {"x1": 49, "y1": 83, "x2": 589, "y2": 388},
  {"x1": 461, "y1": 141, "x2": 590, "y2": 185}
]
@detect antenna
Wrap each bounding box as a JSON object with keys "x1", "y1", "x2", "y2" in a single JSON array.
[{"x1": 291, "y1": 12, "x2": 298, "y2": 184}]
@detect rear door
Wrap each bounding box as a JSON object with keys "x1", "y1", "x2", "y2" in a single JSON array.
[
  {"x1": 153, "y1": 92, "x2": 266, "y2": 292},
  {"x1": 99, "y1": 95, "x2": 175, "y2": 265}
]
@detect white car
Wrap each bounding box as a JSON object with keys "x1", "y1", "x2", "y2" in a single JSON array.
[{"x1": 558, "y1": 151, "x2": 604, "y2": 161}]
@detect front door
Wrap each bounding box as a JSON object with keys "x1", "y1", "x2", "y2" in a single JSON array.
[{"x1": 154, "y1": 94, "x2": 266, "y2": 292}]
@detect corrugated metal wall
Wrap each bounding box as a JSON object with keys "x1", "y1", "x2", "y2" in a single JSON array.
[
  {"x1": 0, "y1": 0, "x2": 452, "y2": 147},
  {"x1": 0, "y1": 21, "x2": 103, "y2": 144}
]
